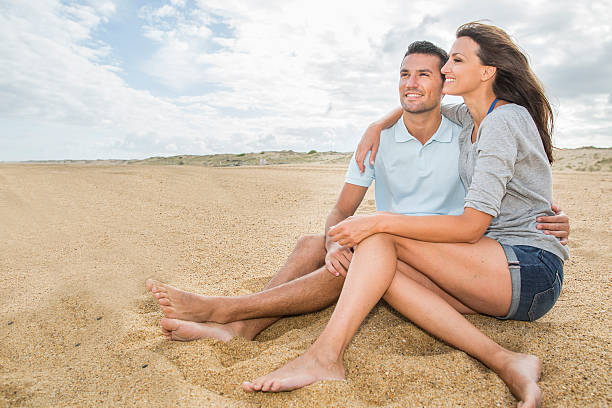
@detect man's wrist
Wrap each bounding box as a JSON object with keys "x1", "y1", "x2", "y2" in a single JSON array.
[{"x1": 324, "y1": 237, "x2": 336, "y2": 252}]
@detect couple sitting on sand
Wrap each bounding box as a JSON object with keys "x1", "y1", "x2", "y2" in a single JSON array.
[{"x1": 147, "y1": 22, "x2": 570, "y2": 407}]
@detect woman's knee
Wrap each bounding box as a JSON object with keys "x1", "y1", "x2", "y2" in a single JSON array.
[
  {"x1": 360, "y1": 232, "x2": 396, "y2": 246},
  {"x1": 354, "y1": 233, "x2": 399, "y2": 256}
]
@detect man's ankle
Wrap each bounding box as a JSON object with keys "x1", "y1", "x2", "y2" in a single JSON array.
[{"x1": 227, "y1": 321, "x2": 259, "y2": 341}]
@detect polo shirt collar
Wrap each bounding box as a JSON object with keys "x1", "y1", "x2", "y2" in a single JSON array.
[{"x1": 394, "y1": 115, "x2": 452, "y2": 144}]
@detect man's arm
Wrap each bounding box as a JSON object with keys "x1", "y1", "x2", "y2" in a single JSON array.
[{"x1": 324, "y1": 183, "x2": 368, "y2": 276}]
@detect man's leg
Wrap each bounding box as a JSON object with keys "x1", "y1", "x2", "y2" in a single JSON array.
[{"x1": 147, "y1": 234, "x2": 345, "y2": 341}]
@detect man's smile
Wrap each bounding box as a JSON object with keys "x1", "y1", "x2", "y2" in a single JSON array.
[{"x1": 404, "y1": 91, "x2": 424, "y2": 99}]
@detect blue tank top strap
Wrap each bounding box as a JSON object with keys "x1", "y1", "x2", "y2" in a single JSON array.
[{"x1": 487, "y1": 98, "x2": 500, "y2": 115}]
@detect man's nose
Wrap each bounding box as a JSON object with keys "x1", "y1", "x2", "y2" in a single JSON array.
[{"x1": 406, "y1": 75, "x2": 419, "y2": 87}]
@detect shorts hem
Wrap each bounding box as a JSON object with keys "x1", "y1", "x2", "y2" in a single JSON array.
[{"x1": 496, "y1": 243, "x2": 521, "y2": 320}]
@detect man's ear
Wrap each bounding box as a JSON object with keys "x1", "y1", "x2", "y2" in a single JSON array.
[{"x1": 482, "y1": 66, "x2": 496, "y2": 82}]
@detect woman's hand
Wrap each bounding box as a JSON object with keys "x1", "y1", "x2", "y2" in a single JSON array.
[
  {"x1": 328, "y1": 214, "x2": 381, "y2": 247},
  {"x1": 355, "y1": 107, "x2": 403, "y2": 172},
  {"x1": 354, "y1": 123, "x2": 382, "y2": 173}
]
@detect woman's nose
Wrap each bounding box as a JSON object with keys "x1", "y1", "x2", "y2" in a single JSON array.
[{"x1": 441, "y1": 60, "x2": 451, "y2": 74}]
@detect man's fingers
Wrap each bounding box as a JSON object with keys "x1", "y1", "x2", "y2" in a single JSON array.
[
  {"x1": 560, "y1": 239, "x2": 568, "y2": 246},
  {"x1": 344, "y1": 249, "x2": 353, "y2": 261},
  {"x1": 537, "y1": 215, "x2": 568, "y2": 223},
  {"x1": 338, "y1": 252, "x2": 351, "y2": 270},
  {"x1": 326, "y1": 260, "x2": 340, "y2": 276},
  {"x1": 551, "y1": 204, "x2": 563, "y2": 214},
  {"x1": 542, "y1": 230, "x2": 568, "y2": 238},
  {"x1": 331, "y1": 259, "x2": 347, "y2": 277},
  {"x1": 537, "y1": 222, "x2": 569, "y2": 231}
]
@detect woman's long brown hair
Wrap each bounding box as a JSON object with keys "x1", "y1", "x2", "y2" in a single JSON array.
[{"x1": 456, "y1": 22, "x2": 554, "y2": 163}]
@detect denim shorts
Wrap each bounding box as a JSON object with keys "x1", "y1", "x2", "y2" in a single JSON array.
[{"x1": 497, "y1": 245, "x2": 564, "y2": 322}]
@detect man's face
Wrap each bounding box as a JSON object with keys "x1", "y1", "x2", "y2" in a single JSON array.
[{"x1": 398, "y1": 53, "x2": 444, "y2": 114}]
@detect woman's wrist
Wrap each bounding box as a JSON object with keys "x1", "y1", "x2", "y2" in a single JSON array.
[
  {"x1": 373, "y1": 213, "x2": 388, "y2": 234},
  {"x1": 368, "y1": 121, "x2": 383, "y2": 131}
]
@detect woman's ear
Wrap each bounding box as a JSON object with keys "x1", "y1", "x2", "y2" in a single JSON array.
[{"x1": 482, "y1": 65, "x2": 496, "y2": 82}]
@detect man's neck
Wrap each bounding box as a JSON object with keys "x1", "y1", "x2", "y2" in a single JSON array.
[{"x1": 402, "y1": 107, "x2": 443, "y2": 145}]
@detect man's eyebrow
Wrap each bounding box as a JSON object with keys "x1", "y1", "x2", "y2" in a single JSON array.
[{"x1": 400, "y1": 68, "x2": 433, "y2": 73}]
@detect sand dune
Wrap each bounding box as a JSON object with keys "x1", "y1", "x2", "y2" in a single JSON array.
[{"x1": 0, "y1": 164, "x2": 610, "y2": 407}]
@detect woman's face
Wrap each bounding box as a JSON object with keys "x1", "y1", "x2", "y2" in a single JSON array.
[{"x1": 441, "y1": 36, "x2": 488, "y2": 96}]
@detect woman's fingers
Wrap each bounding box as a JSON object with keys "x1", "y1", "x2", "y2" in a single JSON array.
[
  {"x1": 370, "y1": 144, "x2": 378, "y2": 166},
  {"x1": 355, "y1": 146, "x2": 366, "y2": 173}
]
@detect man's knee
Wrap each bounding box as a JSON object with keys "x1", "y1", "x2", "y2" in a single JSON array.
[{"x1": 295, "y1": 234, "x2": 326, "y2": 252}]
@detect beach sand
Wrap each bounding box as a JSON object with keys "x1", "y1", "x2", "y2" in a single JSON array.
[{"x1": 0, "y1": 164, "x2": 610, "y2": 407}]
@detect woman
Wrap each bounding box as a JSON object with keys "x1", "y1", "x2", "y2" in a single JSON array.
[{"x1": 242, "y1": 22, "x2": 567, "y2": 407}]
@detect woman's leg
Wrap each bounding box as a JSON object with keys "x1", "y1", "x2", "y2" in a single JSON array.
[
  {"x1": 243, "y1": 234, "x2": 541, "y2": 407},
  {"x1": 242, "y1": 233, "x2": 398, "y2": 392},
  {"x1": 383, "y1": 263, "x2": 541, "y2": 408}
]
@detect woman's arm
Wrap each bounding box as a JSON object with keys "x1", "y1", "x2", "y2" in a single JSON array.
[
  {"x1": 440, "y1": 103, "x2": 469, "y2": 126},
  {"x1": 354, "y1": 107, "x2": 403, "y2": 173},
  {"x1": 328, "y1": 208, "x2": 492, "y2": 247}
]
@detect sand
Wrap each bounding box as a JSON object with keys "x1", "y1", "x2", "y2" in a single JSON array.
[{"x1": 0, "y1": 164, "x2": 610, "y2": 407}]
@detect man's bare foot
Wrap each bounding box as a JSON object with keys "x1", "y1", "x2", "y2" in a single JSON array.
[
  {"x1": 145, "y1": 279, "x2": 229, "y2": 322},
  {"x1": 242, "y1": 350, "x2": 345, "y2": 392},
  {"x1": 160, "y1": 318, "x2": 237, "y2": 342},
  {"x1": 496, "y1": 352, "x2": 542, "y2": 408}
]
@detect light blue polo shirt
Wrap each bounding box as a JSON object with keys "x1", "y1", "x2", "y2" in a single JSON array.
[{"x1": 346, "y1": 115, "x2": 465, "y2": 216}]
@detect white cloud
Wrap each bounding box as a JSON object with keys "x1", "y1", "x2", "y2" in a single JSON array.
[
  {"x1": 0, "y1": 0, "x2": 610, "y2": 161},
  {"x1": 170, "y1": 0, "x2": 186, "y2": 8}
]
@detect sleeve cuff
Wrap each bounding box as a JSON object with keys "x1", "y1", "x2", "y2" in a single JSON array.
[
  {"x1": 345, "y1": 178, "x2": 372, "y2": 188},
  {"x1": 464, "y1": 201, "x2": 498, "y2": 217}
]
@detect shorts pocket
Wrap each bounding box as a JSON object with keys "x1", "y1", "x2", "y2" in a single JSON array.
[{"x1": 527, "y1": 272, "x2": 562, "y2": 321}]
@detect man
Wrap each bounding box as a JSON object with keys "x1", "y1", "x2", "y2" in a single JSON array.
[{"x1": 146, "y1": 41, "x2": 568, "y2": 345}]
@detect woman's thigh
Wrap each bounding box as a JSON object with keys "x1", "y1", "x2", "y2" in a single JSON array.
[
  {"x1": 395, "y1": 260, "x2": 476, "y2": 314},
  {"x1": 392, "y1": 235, "x2": 512, "y2": 317}
]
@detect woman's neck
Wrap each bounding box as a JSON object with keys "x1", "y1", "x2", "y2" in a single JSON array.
[{"x1": 462, "y1": 87, "x2": 498, "y2": 127}]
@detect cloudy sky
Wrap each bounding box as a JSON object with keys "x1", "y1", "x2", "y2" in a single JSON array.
[{"x1": 1, "y1": 0, "x2": 611, "y2": 161}]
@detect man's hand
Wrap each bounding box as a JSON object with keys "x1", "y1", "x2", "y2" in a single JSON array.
[
  {"x1": 536, "y1": 204, "x2": 570, "y2": 245},
  {"x1": 328, "y1": 214, "x2": 379, "y2": 248},
  {"x1": 325, "y1": 243, "x2": 353, "y2": 277}
]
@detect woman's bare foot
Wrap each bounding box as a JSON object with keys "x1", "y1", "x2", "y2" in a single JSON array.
[
  {"x1": 146, "y1": 279, "x2": 229, "y2": 323},
  {"x1": 496, "y1": 352, "x2": 542, "y2": 408},
  {"x1": 242, "y1": 349, "x2": 345, "y2": 393},
  {"x1": 160, "y1": 318, "x2": 238, "y2": 342}
]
